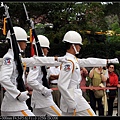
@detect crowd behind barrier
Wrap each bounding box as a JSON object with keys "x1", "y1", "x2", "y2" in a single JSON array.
[
  {"x1": 51, "y1": 86, "x2": 119, "y2": 116},
  {"x1": 0, "y1": 61, "x2": 119, "y2": 116},
  {"x1": 0, "y1": 79, "x2": 119, "y2": 116}
]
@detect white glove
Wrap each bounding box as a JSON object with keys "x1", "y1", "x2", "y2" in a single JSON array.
[
  {"x1": 57, "y1": 57, "x2": 68, "y2": 63},
  {"x1": 41, "y1": 87, "x2": 53, "y2": 97},
  {"x1": 108, "y1": 58, "x2": 119, "y2": 64},
  {"x1": 17, "y1": 91, "x2": 29, "y2": 102}
]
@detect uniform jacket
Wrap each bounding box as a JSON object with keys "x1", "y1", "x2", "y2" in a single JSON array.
[
  {"x1": 27, "y1": 65, "x2": 58, "y2": 108},
  {"x1": 58, "y1": 52, "x2": 107, "y2": 113},
  {"x1": 1, "y1": 49, "x2": 28, "y2": 111}
]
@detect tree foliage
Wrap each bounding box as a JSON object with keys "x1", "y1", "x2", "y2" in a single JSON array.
[{"x1": 0, "y1": 2, "x2": 120, "y2": 57}]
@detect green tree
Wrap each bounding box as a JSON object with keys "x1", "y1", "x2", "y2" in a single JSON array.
[
  {"x1": 1, "y1": 2, "x2": 120, "y2": 48},
  {"x1": 104, "y1": 2, "x2": 120, "y2": 25}
]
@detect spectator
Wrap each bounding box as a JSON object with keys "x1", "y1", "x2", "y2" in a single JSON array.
[
  {"x1": 47, "y1": 63, "x2": 61, "y2": 108},
  {"x1": 80, "y1": 67, "x2": 88, "y2": 99},
  {"x1": 106, "y1": 63, "x2": 118, "y2": 116},
  {"x1": 89, "y1": 67, "x2": 108, "y2": 116}
]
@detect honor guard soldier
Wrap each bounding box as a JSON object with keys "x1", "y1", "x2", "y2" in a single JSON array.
[
  {"x1": 27, "y1": 35, "x2": 62, "y2": 116},
  {"x1": 57, "y1": 30, "x2": 119, "y2": 116}
]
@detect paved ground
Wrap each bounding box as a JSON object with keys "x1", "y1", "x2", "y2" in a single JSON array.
[
  {"x1": 113, "y1": 108, "x2": 118, "y2": 116},
  {"x1": 96, "y1": 108, "x2": 118, "y2": 116}
]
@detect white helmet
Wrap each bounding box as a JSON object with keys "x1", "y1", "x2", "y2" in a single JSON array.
[
  {"x1": 6, "y1": 26, "x2": 28, "y2": 42},
  {"x1": 33, "y1": 35, "x2": 50, "y2": 48},
  {"x1": 63, "y1": 30, "x2": 83, "y2": 45}
]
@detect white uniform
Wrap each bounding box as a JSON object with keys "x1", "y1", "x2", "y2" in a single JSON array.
[
  {"x1": 27, "y1": 61, "x2": 62, "y2": 116},
  {"x1": 58, "y1": 52, "x2": 107, "y2": 116},
  {"x1": 0, "y1": 49, "x2": 61, "y2": 116}
]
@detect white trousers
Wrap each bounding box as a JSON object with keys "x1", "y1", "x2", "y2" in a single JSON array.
[
  {"x1": 62, "y1": 108, "x2": 97, "y2": 116},
  {"x1": 33, "y1": 104, "x2": 62, "y2": 116},
  {"x1": 1, "y1": 109, "x2": 35, "y2": 116}
]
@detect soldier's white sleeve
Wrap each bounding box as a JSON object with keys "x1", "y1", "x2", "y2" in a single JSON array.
[
  {"x1": 22, "y1": 56, "x2": 61, "y2": 67},
  {"x1": 58, "y1": 61, "x2": 77, "y2": 109},
  {"x1": 0, "y1": 58, "x2": 20, "y2": 99},
  {"x1": 27, "y1": 66, "x2": 44, "y2": 92},
  {"x1": 78, "y1": 58, "x2": 107, "y2": 67}
]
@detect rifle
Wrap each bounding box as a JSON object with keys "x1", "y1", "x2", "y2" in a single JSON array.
[
  {"x1": 23, "y1": 3, "x2": 50, "y2": 89},
  {"x1": 1, "y1": 2, "x2": 26, "y2": 92}
]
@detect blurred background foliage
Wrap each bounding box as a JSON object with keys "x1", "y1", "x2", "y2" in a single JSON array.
[{"x1": 0, "y1": 2, "x2": 120, "y2": 59}]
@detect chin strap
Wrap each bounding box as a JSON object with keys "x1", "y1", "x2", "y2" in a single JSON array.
[
  {"x1": 18, "y1": 43, "x2": 24, "y2": 53},
  {"x1": 72, "y1": 44, "x2": 79, "y2": 54}
]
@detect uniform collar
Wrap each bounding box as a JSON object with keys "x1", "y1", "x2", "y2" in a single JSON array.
[
  {"x1": 66, "y1": 52, "x2": 76, "y2": 58},
  {"x1": 8, "y1": 48, "x2": 14, "y2": 54},
  {"x1": 66, "y1": 52, "x2": 78, "y2": 61}
]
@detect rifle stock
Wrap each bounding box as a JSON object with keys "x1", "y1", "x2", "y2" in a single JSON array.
[
  {"x1": 1, "y1": 2, "x2": 26, "y2": 92},
  {"x1": 23, "y1": 3, "x2": 49, "y2": 88}
]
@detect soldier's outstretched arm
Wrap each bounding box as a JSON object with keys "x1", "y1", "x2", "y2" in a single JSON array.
[
  {"x1": 78, "y1": 58, "x2": 119, "y2": 67},
  {"x1": 22, "y1": 56, "x2": 67, "y2": 67}
]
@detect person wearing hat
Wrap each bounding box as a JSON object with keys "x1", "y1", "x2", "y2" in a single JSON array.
[
  {"x1": 57, "y1": 30, "x2": 119, "y2": 116},
  {"x1": 26, "y1": 35, "x2": 62, "y2": 116}
]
